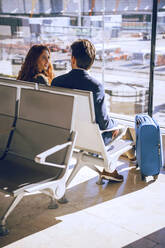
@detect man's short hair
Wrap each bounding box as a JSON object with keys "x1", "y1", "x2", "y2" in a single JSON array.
[{"x1": 71, "y1": 39, "x2": 96, "y2": 70}]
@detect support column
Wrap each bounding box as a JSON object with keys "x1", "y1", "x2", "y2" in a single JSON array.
[{"x1": 148, "y1": 0, "x2": 158, "y2": 117}]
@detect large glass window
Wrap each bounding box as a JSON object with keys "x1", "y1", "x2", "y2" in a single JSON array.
[
  {"x1": 0, "y1": 0, "x2": 165, "y2": 123},
  {"x1": 153, "y1": 10, "x2": 165, "y2": 126}
]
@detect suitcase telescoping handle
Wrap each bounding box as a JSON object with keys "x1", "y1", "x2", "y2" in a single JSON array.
[
  {"x1": 136, "y1": 119, "x2": 141, "y2": 127},
  {"x1": 136, "y1": 115, "x2": 145, "y2": 127},
  {"x1": 135, "y1": 115, "x2": 151, "y2": 127}
]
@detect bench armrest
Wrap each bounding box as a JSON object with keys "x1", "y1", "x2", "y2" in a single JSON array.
[
  {"x1": 100, "y1": 124, "x2": 126, "y2": 134},
  {"x1": 35, "y1": 141, "x2": 72, "y2": 168}
]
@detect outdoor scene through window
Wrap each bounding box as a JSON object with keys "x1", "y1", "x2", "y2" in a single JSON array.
[{"x1": 0, "y1": 0, "x2": 165, "y2": 124}]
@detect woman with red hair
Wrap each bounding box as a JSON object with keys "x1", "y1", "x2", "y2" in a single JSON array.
[{"x1": 17, "y1": 44, "x2": 54, "y2": 85}]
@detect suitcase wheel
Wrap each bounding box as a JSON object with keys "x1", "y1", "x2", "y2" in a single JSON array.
[{"x1": 153, "y1": 174, "x2": 158, "y2": 181}]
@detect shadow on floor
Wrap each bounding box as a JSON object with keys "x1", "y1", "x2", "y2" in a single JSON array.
[{"x1": 0, "y1": 160, "x2": 159, "y2": 247}]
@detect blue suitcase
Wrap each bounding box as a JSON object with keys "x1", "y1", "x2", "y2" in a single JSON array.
[{"x1": 135, "y1": 114, "x2": 163, "y2": 180}]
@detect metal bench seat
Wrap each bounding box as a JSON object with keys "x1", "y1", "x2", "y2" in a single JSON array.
[
  {"x1": 0, "y1": 155, "x2": 62, "y2": 195},
  {"x1": 0, "y1": 87, "x2": 77, "y2": 236}
]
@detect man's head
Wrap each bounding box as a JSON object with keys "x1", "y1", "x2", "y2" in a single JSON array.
[{"x1": 71, "y1": 39, "x2": 96, "y2": 70}]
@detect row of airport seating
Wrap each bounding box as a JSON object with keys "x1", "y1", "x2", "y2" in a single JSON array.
[{"x1": 0, "y1": 77, "x2": 134, "y2": 236}]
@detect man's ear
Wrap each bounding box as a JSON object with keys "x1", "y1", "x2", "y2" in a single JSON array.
[
  {"x1": 71, "y1": 56, "x2": 77, "y2": 68},
  {"x1": 72, "y1": 56, "x2": 76, "y2": 64}
]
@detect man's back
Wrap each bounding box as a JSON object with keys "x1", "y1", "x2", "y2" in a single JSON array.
[
  {"x1": 52, "y1": 69, "x2": 101, "y2": 93},
  {"x1": 51, "y1": 69, "x2": 116, "y2": 131}
]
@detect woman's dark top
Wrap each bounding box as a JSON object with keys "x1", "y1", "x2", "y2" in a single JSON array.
[{"x1": 33, "y1": 74, "x2": 49, "y2": 85}]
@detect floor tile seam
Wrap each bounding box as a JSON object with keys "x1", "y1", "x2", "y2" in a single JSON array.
[
  {"x1": 79, "y1": 208, "x2": 145, "y2": 237},
  {"x1": 116, "y1": 224, "x2": 161, "y2": 246},
  {"x1": 111, "y1": 223, "x2": 159, "y2": 247},
  {"x1": 118, "y1": 227, "x2": 160, "y2": 247},
  {"x1": 79, "y1": 209, "x2": 163, "y2": 246}
]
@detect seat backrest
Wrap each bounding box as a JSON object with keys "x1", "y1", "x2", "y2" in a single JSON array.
[
  {"x1": 0, "y1": 84, "x2": 18, "y2": 156},
  {"x1": 9, "y1": 88, "x2": 75, "y2": 165},
  {"x1": 0, "y1": 76, "x2": 35, "y2": 89},
  {"x1": 39, "y1": 85, "x2": 105, "y2": 154},
  {"x1": 39, "y1": 85, "x2": 95, "y2": 123}
]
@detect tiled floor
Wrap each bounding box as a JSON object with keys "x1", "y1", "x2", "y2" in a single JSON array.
[{"x1": 0, "y1": 158, "x2": 165, "y2": 248}]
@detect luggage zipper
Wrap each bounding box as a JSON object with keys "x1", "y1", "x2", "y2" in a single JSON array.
[{"x1": 158, "y1": 144, "x2": 160, "y2": 155}]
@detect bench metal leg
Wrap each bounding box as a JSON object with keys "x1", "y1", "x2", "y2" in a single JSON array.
[
  {"x1": 57, "y1": 195, "x2": 68, "y2": 204},
  {"x1": 0, "y1": 193, "x2": 24, "y2": 236},
  {"x1": 85, "y1": 163, "x2": 105, "y2": 185},
  {"x1": 96, "y1": 176, "x2": 105, "y2": 185},
  {"x1": 0, "y1": 224, "x2": 9, "y2": 236},
  {"x1": 41, "y1": 178, "x2": 68, "y2": 208},
  {"x1": 48, "y1": 199, "x2": 59, "y2": 209},
  {"x1": 41, "y1": 188, "x2": 59, "y2": 209},
  {"x1": 67, "y1": 151, "x2": 105, "y2": 186},
  {"x1": 66, "y1": 151, "x2": 84, "y2": 186}
]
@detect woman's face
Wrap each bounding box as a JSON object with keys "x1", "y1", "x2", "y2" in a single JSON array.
[{"x1": 37, "y1": 49, "x2": 50, "y2": 72}]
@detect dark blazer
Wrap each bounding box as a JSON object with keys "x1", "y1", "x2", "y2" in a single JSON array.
[{"x1": 51, "y1": 69, "x2": 117, "y2": 132}]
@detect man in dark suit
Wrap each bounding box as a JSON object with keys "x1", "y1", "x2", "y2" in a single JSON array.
[{"x1": 51, "y1": 39, "x2": 126, "y2": 182}]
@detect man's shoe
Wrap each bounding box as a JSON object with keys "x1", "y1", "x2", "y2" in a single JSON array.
[{"x1": 101, "y1": 169, "x2": 124, "y2": 182}]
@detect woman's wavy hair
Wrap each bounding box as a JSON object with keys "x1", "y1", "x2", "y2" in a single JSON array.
[{"x1": 17, "y1": 44, "x2": 54, "y2": 85}]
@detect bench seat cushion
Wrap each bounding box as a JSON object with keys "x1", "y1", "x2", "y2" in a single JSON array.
[{"x1": 0, "y1": 154, "x2": 63, "y2": 195}]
